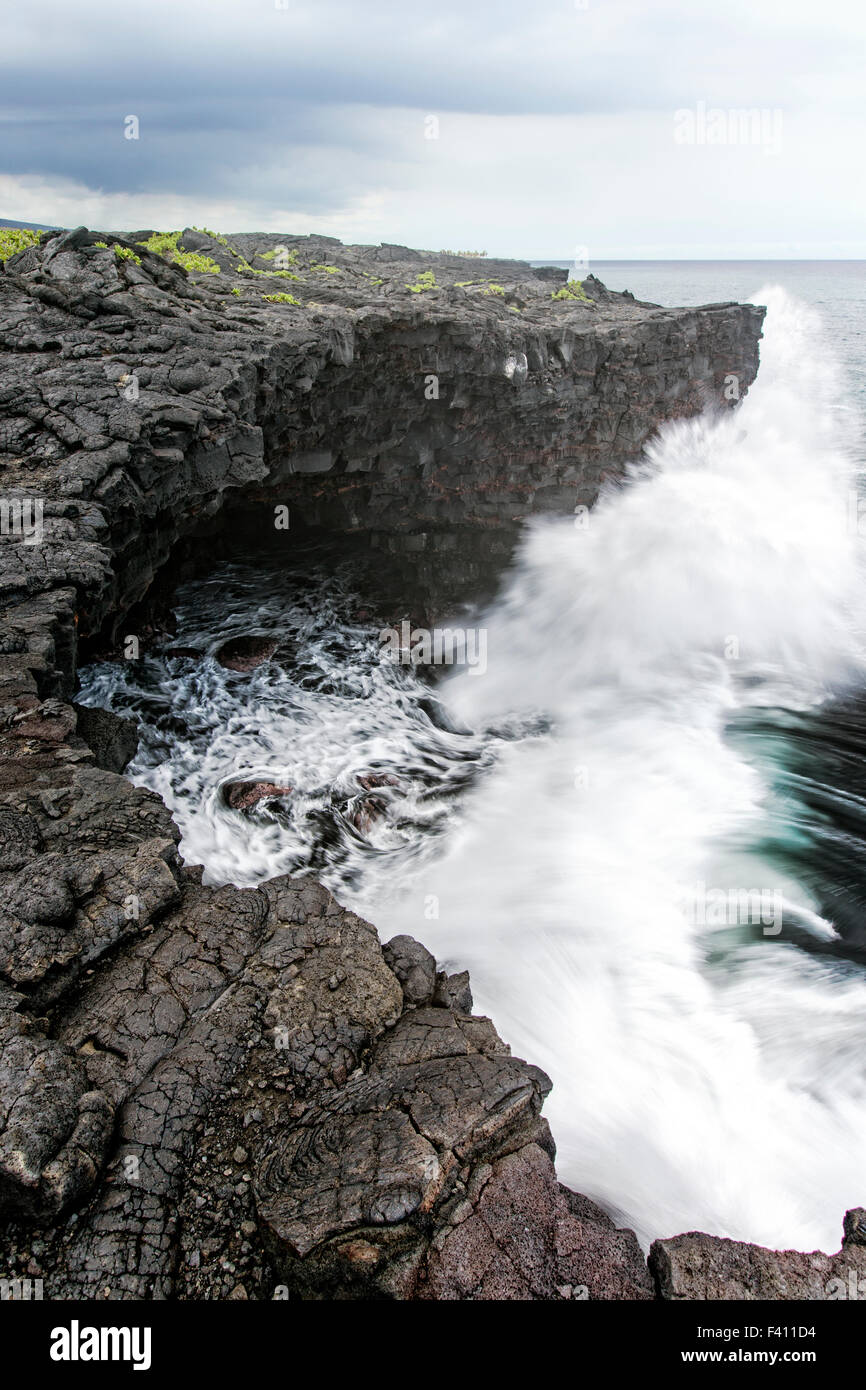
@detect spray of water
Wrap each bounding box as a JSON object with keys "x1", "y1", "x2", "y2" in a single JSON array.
[
  {"x1": 362, "y1": 289, "x2": 866, "y2": 1250},
  {"x1": 80, "y1": 288, "x2": 866, "y2": 1251}
]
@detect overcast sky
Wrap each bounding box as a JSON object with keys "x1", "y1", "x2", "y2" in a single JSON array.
[{"x1": 1, "y1": 0, "x2": 863, "y2": 258}]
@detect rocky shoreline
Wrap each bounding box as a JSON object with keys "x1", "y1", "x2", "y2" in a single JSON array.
[{"x1": 2, "y1": 226, "x2": 859, "y2": 1301}]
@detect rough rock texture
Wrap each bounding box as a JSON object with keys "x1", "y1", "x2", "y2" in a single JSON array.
[
  {"x1": 650, "y1": 1212, "x2": 866, "y2": 1300},
  {"x1": 0, "y1": 227, "x2": 791, "y2": 1301},
  {"x1": 0, "y1": 225, "x2": 764, "y2": 639}
]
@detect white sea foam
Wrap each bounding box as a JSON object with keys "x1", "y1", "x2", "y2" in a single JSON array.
[{"x1": 80, "y1": 288, "x2": 866, "y2": 1250}]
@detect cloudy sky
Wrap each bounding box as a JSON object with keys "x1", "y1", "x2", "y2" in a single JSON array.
[{"x1": 1, "y1": 0, "x2": 863, "y2": 258}]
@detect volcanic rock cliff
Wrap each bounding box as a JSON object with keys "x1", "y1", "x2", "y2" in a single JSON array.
[{"x1": 2, "y1": 225, "x2": 838, "y2": 1303}]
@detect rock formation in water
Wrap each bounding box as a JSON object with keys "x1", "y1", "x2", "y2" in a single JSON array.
[{"x1": 3, "y1": 226, "x2": 841, "y2": 1302}]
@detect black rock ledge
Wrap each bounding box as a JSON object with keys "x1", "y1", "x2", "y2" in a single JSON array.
[{"x1": 0, "y1": 228, "x2": 835, "y2": 1302}]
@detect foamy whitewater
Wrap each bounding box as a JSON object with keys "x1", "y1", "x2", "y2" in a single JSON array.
[{"x1": 80, "y1": 288, "x2": 866, "y2": 1251}]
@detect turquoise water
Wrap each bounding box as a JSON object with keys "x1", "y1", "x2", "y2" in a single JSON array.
[{"x1": 80, "y1": 272, "x2": 866, "y2": 1249}]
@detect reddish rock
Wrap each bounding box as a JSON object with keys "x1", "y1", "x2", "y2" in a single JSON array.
[
  {"x1": 215, "y1": 635, "x2": 278, "y2": 672},
  {"x1": 650, "y1": 1210, "x2": 866, "y2": 1300},
  {"x1": 223, "y1": 780, "x2": 292, "y2": 811}
]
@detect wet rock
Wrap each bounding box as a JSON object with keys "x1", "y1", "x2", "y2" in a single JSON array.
[
  {"x1": 215, "y1": 636, "x2": 278, "y2": 672},
  {"x1": 382, "y1": 934, "x2": 437, "y2": 1007},
  {"x1": 843, "y1": 1207, "x2": 866, "y2": 1247},
  {"x1": 433, "y1": 970, "x2": 473, "y2": 1013},
  {"x1": 223, "y1": 781, "x2": 293, "y2": 812},
  {"x1": 73, "y1": 703, "x2": 139, "y2": 773},
  {"x1": 0, "y1": 227, "x2": 771, "y2": 1299}
]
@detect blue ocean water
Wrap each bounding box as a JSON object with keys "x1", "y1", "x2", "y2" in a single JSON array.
[
  {"x1": 80, "y1": 266, "x2": 866, "y2": 1251},
  {"x1": 540, "y1": 260, "x2": 866, "y2": 404}
]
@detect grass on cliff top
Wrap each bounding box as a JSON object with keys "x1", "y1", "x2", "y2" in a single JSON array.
[
  {"x1": 0, "y1": 226, "x2": 43, "y2": 262},
  {"x1": 136, "y1": 231, "x2": 221, "y2": 274},
  {"x1": 551, "y1": 279, "x2": 591, "y2": 302},
  {"x1": 260, "y1": 246, "x2": 300, "y2": 265}
]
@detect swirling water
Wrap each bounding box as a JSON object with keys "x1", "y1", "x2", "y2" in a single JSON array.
[{"x1": 79, "y1": 270, "x2": 866, "y2": 1251}]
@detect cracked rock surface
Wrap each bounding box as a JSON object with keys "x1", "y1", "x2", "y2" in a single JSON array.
[{"x1": 3, "y1": 228, "x2": 829, "y2": 1301}]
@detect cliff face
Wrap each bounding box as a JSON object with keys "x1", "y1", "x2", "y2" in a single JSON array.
[
  {"x1": 0, "y1": 225, "x2": 763, "y2": 641},
  {"x1": 0, "y1": 226, "x2": 779, "y2": 1301}
]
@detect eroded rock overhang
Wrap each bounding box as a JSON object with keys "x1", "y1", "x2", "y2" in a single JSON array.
[
  {"x1": 0, "y1": 228, "x2": 768, "y2": 1299},
  {"x1": 0, "y1": 226, "x2": 764, "y2": 663}
]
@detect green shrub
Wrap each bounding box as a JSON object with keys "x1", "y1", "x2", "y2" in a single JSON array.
[
  {"x1": 113, "y1": 243, "x2": 141, "y2": 264},
  {"x1": 551, "y1": 279, "x2": 590, "y2": 302},
  {"x1": 0, "y1": 227, "x2": 42, "y2": 262},
  {"x1": 237, "y1": 264, "x2": 299, "y2": 279},
  {"x1": 260, "y1": 247, "x2": 299, "y2": 265},
  {"x1": 191, "y1": 225, "x2": 233, "y2": 251},
  {"x1": 406, "y1": 270, "x2": 437, "y2": 293},
  {"x1": 262, "y1": 292, "x2": 301, "y2": 305},
  {"x1": 311, "y1": 263, "x2": 340, "y2": 274},
  {"x1": 136, "y1": 231, "x2": 221, "y2": 274}
]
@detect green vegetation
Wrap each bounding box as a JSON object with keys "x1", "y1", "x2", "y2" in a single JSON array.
[
  {"x1": 406, "y1": 270, "x2": 437, "y2": 293},
  {"x1": 311, "y1": 263, "x2": 340, "y2": 274},
  {"x1": 260, "y1": 246, "x2": 299, "y2": 265},
  {"x1": 238, "y1": 264, "x2": 300, "y2": 280},
  {"x1": 455, "y1": 279, "x2": 507, "y2": 296},
  {"x1": 0, "y1": 226, "x2": 42, "y2": 262},
  {"x1": 93, "y1": 241, "x2": 108, "y2": 249},
  {"x1": 136, "y1": 231, "x2": 221, "y2": 274},
  {"x1": 262, "y1": 292, "x2": 301, "y2": 305},
  {"x1": 551, "y1": 279, "x2": 591, "y2": 303},
  {"x1": 191, "y1": 226, "x2": 234, "y2": 252},
  {"x1": 113, "y1": 244, "x2": 141, "y2": 264},
  {"x1": 439, "y1": 249, "x2": 487, "y2": 257}
]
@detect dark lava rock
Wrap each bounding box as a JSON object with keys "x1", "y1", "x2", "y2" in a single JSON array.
[
  {"x1": 73, "y1": 703, "x2": 139, "y2": 773},
  {"x1": 433, "y1": 969, "x2": 473, "y2": 1013},
  {"x1": 215, "y1": 635, "x2": 279, "y2": 672},
  {"x1": 382, "y1": 934, "x2": 437, "y2": 1007},
  {"x1": 0, "y1": 228, "x2": 820, "y2": 1303}
]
